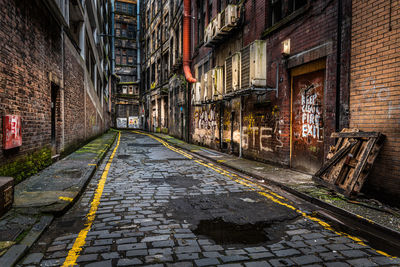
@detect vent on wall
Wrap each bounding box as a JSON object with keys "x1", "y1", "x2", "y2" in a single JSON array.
[
  {"x1": 225, "y1": 56, "x2": 233, "y2": 93},
  {"x1": 200, "y1": 73, "x2": 208, "y2": 102},
  {"x1": 205, "y1": 69, "x2": 214, "y2": 101},
  {"x1": 192, "y1": 82, "x2": 201, "y2": 105},
  {"x1": 220, "y1": 5, "x2": 239, "y2": 32},
  {"x1": 232, "y1": 52, "x2": 241, "y2": 91},
  {"x1": 212, "y1": 67, "x2": 224, "y2": 101},
  {"x1": 240, "y1": 40, "x2": 267, "y2": 89}
]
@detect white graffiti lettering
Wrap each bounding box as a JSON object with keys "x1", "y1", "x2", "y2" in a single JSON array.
[{"x1": 301, "y1": 93, "x2": 321, "y2": 139}]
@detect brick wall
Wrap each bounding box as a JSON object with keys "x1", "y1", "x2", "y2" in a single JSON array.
[
  {"x1": 0, "y1": 0, "x2": 110, "y2": 169},
  {"x1": 0, "y1": 0, "x2": 62, "y2": 162},
  {"x1": 350, "y1": 0, "x2": 400, "y2": 201},
  {"x1": 189, "y1": 0, "x2": 351, "y2": 169}
]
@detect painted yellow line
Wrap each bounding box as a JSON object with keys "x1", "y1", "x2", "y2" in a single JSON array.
[
  {"x1": 59, "y1": 196, "x2": 73, "y2": 202},
  {"x1": 132, "y1": 131, "x2": 397, "y2": 259},
  {"x1": 88, "y1": 163, "x2": 97, "y2": 166},
  {"x1": 62, "y1": 132, "x2": 121, "y2": 267}
]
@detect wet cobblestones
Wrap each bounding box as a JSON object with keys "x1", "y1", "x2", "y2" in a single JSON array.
[{"x1": 18, "y1": 133, "x2": 400, "y2": 266}]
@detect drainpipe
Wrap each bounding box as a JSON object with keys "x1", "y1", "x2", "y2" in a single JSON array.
[
  {"x1": 183, "y1": 0, "x2": 196, "y2": 83},
  {"x1": 335, "y1": 0, "x2": 342, "y2": 131},
  {"x1": 137, "y1": 0, "x2": 140, "y2": 82},
  {"x1": 111, "y1": 0, "x2": 115, "y2": 73},
  {"x1": 239, "y1": 96, "x2": 243, "y2": 158}
]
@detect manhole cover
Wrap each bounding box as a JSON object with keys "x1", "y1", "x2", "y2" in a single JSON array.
[
  {"x1": 118, "y1": 155, "x2": 131, "y2": 159},
  {"x1": 193, "y1": 218, "x2": 270, "y2": 245}
]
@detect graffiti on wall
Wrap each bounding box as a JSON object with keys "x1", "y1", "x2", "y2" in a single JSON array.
[
  {"x1": 242, "y1": 106, "x2": 283, "y2": 153},
  {"x1": 194, "y1": 106, "x2": 218, "y2": 131},
  {"x1": 360, "y1": 77, "x2": 400, "y2": 120},
  {"x1": 301, "y1": 92, "x2": 322, "y2": 139}
]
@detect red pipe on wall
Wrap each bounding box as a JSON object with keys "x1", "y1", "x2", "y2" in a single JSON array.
[{"x1": 183, "y1": 0, "x2": 197, "y2": 83}]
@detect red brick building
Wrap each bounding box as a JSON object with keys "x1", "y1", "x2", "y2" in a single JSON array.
[
  {"x1": 189, "y1": 0, "x2": 351, "y2": 174},
  {"x1": 350, "y1": 0, "x2": 400, "y2": 202},
  {"x1": 0, "y1": 0, "x2": 111, "y2": 179}
]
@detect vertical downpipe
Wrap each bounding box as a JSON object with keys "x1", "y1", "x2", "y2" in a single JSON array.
[
  {"x1": 61, "y1": 25, "x2": 65, "y2": 152},
  {"x1": 335, "y1": 0, "x2": 343, "y2": 132},
  {"x1": 111, "y1": 0, "x2": 115, "y2": 73},
  {"x1": 137, "y1": 0, "x2": 140, "y2": 83},
  {"x1": 239, "y1": 96, "x2": 243, "y2": 158}
]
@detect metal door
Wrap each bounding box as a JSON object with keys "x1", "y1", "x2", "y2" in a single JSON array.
[{"x1": 291, "y1": 69, "x2": 325, "y2": 173}]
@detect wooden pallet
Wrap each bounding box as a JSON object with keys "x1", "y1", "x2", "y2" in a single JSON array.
[{"x1": 313, "y1": 129, "x2": 385, "y2": 198}]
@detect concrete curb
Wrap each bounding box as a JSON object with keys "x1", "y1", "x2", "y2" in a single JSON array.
[
  {"x1": 0, "y1": 131, "x2": 118, "y2": 267},
  {"x1": 151, "y1": 132, "x2": 400, "y2": 255},
  {"x1": 53, "y1": 131, "x2": 118, "y2": 216}
]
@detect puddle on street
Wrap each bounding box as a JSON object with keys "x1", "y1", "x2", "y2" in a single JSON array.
[{"x1": 193, "y1": 217, "x2": 286, "y2": 246}]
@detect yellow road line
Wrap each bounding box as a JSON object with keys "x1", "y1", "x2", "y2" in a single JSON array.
[
  {"x1": 88, "y1": 163, "x2": 97, "y2": 166},
  {"x1": 132, "y1": 131, "x2": 397, "y2": 259},
  {"x1": 62, "y1": 132, "x2": 121, "y2": 267},
  {"x1": 59, "y1": 196, "x2": 73, "y2": 202}
]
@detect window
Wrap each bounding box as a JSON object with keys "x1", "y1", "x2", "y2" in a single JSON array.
[
  {"x1": 269, "y1": 0, "x2": 307, "y2": 26},
  {"x1": 122, "y1": 86, "x2": 127, "y2": 94},
  {"x1": 197, "y1": 0, "x2": 204, "y2": 45},
  {"x1": 128, "y1": 86, "x2": 133, "y2": 94}
]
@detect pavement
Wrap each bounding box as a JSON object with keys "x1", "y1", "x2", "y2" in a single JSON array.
[
  {"x1": 13, "y1": 131, "x2": 400, "y2": 266},
  {"x1": 152, "y1": 133, "x2": 400, "y2": 242},
  {"x1": 0, "y1": 130, "x2": 118, "y2": 266}
]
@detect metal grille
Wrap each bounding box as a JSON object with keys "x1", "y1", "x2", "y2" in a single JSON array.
[
  {"x1": 225, "y1": 56, "x2": 232, "y2": 93},
  {"x1": 241, "y1": 45, "x2": 250, "y2": 89}
]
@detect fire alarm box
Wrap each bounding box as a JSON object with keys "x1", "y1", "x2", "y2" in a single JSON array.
[{"x1": 3, "y1": 115, "x2": 22, "y2": 150}]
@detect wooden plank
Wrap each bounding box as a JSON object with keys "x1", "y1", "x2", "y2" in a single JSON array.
[
  {"x1": 351, "y1": 134, "x2": 385, "y2": 194},
  {"x1": 331, "y1": 132, "x2": 380, "y2": 138},
  {"x1": 345, "y1": 136, "x2": 379, "y2": 196},
  {"x1": 314, "y1": 140, "x2": 357, "y2": 178}
]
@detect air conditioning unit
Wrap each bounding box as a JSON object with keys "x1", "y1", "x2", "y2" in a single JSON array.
[
  {"x1": 192, "y1": 82, "x2": 201, "y2": 105},
  {"x1": 232, "y1": 52, "x2": 241, "y2": 91},
  {"x1": 240, "y1": 40, "x2": 267, "y2": 89},
  {"x1": 212, "y1": 67, "x2": 224, "y2": 100},
  {"x1": 200, "y1": 73, "x2": 208, "y2": 102},
  {"x1": 204, "y1": 22, "x2": 213, "y2": 45},
  {"x1": 205, "y1": 69, "x2": 213, "y2": 102},
  {"x1": 220, "y1": 5, "x2": 239, "y2": 32},
  {"x1": 212, "y1": 15, "x2": 222, "y2": 37},
  {"x1": 225, "y1": 56, "x2": 233, "y2": 94}
]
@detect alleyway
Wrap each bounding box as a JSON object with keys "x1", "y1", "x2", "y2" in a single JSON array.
[{"x1": 17, "y1": 132, "x2": 399, "y2": 266}]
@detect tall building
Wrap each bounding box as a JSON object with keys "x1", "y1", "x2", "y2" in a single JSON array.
[
  {"x1": 141, "y1": 0, "x2": 170, "y2": 133},
  {"x1": 0, "y1": 0, "x2": 112, "y2": 179},
  {"x1": 112, "y1": 0, "x2": 141, "y2": 129}
]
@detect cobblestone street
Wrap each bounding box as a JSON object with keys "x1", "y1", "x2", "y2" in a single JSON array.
[{"x1": 18, "y1": 132, "x2": 400, "y2": 267}]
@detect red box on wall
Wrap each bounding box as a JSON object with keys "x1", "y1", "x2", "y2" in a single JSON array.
[{"x1": 3, "y1": 115, "x2": 22, "y2": 150}]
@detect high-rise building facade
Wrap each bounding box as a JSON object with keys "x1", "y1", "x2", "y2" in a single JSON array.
[{"x1": 112, "y1": 0, "x2": 141, "y2": 129}]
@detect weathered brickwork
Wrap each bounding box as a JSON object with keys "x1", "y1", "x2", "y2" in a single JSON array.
[
  {"x1": 0, "y1": 0, "x2": 62, "y2": 161},
  {"x1": 0, "y1": 0, "x2": 110, "y2": 172},
  {"x1": 190, "y1": 0, "x2": 351, "y2": 169},
  {"x1": 350, "y1": 0, "x2": 400, "y2": 200}
]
